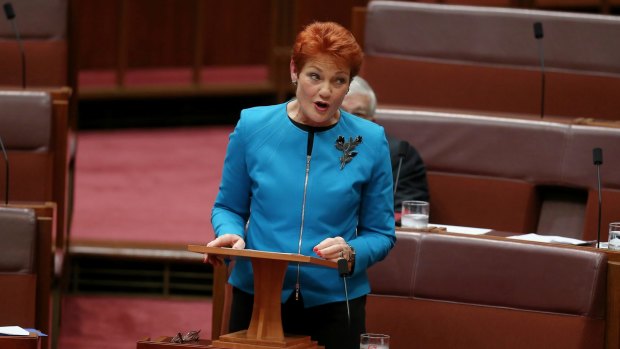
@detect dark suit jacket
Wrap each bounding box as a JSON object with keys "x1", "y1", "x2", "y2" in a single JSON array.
[{"x1": 388, "y1": 135, "x2": 429, "y2": 211}]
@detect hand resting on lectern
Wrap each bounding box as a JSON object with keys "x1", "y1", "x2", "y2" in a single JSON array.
[{"x1": 204, "y1": 234, "x2": 246, "y2": 266}]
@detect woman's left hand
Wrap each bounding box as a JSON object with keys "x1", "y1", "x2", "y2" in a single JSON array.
[{"x1": 313, "y1": 236, "x2": 352, "y2": 262}]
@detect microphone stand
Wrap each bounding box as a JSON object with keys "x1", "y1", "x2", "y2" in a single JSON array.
[
  {"x1": 537, "y1": 41, "x2": 545, "y2": 120},
  {"x1": 593, "y1": 147, "x2": 603, "y2": 248},
  {"x1": 394, "y1": 141, "x2": 408, "y2": 195},
  {"x1": 338, "y1": 258, "x2": 351, "y2": 329},
  {"x1": 533, "y1": 22, "x2": 545, "y2": 120},
  {"x1": 12, "y1": 19, "x2": 26, "y2": 89},
  {"x1": 0, "y1": 136, "x2": 9, "y2": 205},
  {"x1": 4, "y1": 2, "x2": 26, "y2": 89},
  {"x1": 394, "y1": 157, "x2": 404, "y2": 195},
  {"x1": 595, "y1": 160, "x2": 602, "y2": 248}
]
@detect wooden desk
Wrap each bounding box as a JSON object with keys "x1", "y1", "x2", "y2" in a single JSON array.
[
  {"x1": 137, "y1": 336, "x2": 212, "y2": 348},
  {"x1": 0, "y1": 333, "x2": 41, "y2": 349}
]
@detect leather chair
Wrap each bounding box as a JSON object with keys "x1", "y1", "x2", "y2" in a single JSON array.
[
  {"x1": 375, "y1": 107, "x2": 620, "y2": 240},
  {"x1": 362, "y1": 1, "x2": 620, "y2": 120},
  {"x1": 0, "y1": 0, "x2": 78, "y2": 248},
  {"x1": 0, "y1": 89, "x2": 72, "y2": 265},
  {"x1": 367, "y1": 231, "x2": 608, "y2": 349},
  {"x1": 0, "y1": 202, "x2": 57, "y2": 349},
  {"x1": 0, "y1": 207, "x2": 38, "y2": 328},
  {"x1": 0, "y1": 0, "x2": 70, "y2": 87},
  {"x1": 0, "y1": 89, "x2": 71, "y2": 349}
]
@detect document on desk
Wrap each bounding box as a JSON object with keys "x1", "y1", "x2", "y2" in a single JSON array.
[
  {"x1": 432, "y1": 224, "x2": 491, "y2": 235},
  {"x1": 0, "y1": 326, "x2": 29, "y2": 336},
  {"x1": 508, "y1": 233, "x2": 588, "y2": 245}
]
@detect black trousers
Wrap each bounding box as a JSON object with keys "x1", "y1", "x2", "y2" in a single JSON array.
[{"x1": 229, "y1": 287, "x2": 366, "y2": 349}]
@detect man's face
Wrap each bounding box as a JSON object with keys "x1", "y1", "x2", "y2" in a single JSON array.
[{"x1": 341, "y1": 93, "x2": 373, "y2": 121}]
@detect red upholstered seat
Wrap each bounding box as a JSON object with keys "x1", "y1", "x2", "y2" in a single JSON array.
[
  {"x1": 367, "y1": 231, "x2": 608, "y2": 349},
  {"x1": 362, "y1": 1, "x2": 620, "y2": 120}
]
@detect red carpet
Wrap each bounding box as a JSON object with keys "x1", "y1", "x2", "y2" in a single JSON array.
[
  {"x1": 71, "y1": 125, "x2": 233, "y2": 245},
  {"x1": 59, "y1": 126, "x2": 231, "y2": 349},
  {"x1": 58, "y1": 295, "x2": 212, "y2": 349}
]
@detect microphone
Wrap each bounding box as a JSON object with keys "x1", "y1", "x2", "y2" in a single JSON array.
[
  {"x1": 533, "y1": 22, "x2": 545, "y2": 120},
  {"x1": 3, "y1": 2, "x2": 14, "y2": 18},
  {"x1": 0, "y1": 136, "x2": 9, "y2": 205},
  {"x1": 593, "y1": 148, "x2": 603, "y2": 248},
  {"x1": 393, "y1": 141, "x2": 408, "y2": 195},
  {"x1": 338, "y1": 258, "x2": 351, "y2": 328},
  {"x1": 3, "y1": 2, "x2": 26, "y2": 89}
]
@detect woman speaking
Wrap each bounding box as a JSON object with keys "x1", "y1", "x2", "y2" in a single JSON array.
[{"x1": 206, "y1": 21, "x2": 395, "y2": 349}]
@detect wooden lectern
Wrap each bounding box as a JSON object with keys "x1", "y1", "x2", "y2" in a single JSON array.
[{"x1": 187, "y1": 246, "x2": 336, "y2": 349}]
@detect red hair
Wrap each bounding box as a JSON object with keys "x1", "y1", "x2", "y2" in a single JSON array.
[{"x1": 292, "y1": 22, "x2": 363, "y2": 79}]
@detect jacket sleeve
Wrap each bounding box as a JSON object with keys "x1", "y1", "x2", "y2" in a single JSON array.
[
  {"x1": 349, "y1": 128, "x2": 396, "y2": 276},
  {"x1": 211, "y1": 111, "x2": 252, "y2": 238}
]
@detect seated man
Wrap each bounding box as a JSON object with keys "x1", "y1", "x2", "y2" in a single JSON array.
[{"x1": 342, "y1": 76, "x2": 429, "y2": 211}]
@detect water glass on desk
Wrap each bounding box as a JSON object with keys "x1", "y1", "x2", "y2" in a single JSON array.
[
  {"x1": 401, "y1": 200, "x2": 429, "y2": 229},
  {"x1": 360, "y1": 333, "x2": 389, "y2": 349},
  {"x1": 609, "y1": 222, "x2": 620, "y2": 250}
]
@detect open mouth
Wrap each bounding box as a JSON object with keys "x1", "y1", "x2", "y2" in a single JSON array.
[{"x1": 314, "y1": 101, "x2": 329, "y2": 111}]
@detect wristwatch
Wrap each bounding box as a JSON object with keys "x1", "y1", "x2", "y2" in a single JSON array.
[{"x1": 346, "y1": 244, "x2": 356, "y2": 276}]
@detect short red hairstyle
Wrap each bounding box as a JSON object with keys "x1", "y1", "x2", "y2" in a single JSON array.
[{"x1": 292, "y1": 22, "x2": 363, "y2": 79}]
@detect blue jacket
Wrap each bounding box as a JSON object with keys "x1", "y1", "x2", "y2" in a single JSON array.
[{"x1": 212, "y1": 102, "x2": 395, "y2": 307}]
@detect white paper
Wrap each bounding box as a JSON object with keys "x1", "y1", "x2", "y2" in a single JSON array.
[
  {"x1": 0, "y1": 326, "x2": 30, "y2": 336},
  {"x1": 508, "y1": 233, "x2": 587, "y2": 245},
  {"x1": 431, "y1": 224, "x2": 491, "y2": 235}
]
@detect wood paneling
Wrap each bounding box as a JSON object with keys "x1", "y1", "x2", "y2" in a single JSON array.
[
  {"x1": 295, "y1": 0, "x2": 357, "y2": 30},
  {"x1": 201, "y1": 0, "x2": 271, "y2": 66},
  {"x1": 75, "y1": 0, "x2": 273, "y2": 70},
  {"x1": 74, "y1": 0, "x2": 366, "y2": 98},
  {"x1": 75, "y1": 0, "x2": 119, "y2": 69},
  {"x1": 75, "y1": 0, "x2": 365, "y2": 70},
  {"x1": 126, "y1": 0, "x2": 196, "y2": 67}
]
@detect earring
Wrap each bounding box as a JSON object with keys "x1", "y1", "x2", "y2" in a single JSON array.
[{"x1": 292, "y1": 80, "x2": 297, "y2": 86}]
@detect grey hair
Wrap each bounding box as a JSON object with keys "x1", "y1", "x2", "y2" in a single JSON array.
[{"x1": 347, "y1": 76, "x2": 377, "y2": 117}]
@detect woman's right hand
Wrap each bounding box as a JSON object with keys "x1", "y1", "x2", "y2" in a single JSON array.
[{"x1": 203, "y1": 234, "x2": 246, "y2": 266}]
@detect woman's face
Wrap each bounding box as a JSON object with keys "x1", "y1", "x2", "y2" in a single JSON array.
[{"x1": 291, "y1": 54, "x2": 351, "y2": 127}]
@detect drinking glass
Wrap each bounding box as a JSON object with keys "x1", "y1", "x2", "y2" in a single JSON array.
[
  {"x1": 609, "y1": 222, "x2": 620, "y2": 251},
  {"x1": 360, "y1": 333, "x2": 390, "y2": 349},
  {"x1": 401, "y1": 200, "x2": 429, "y2": 229}
]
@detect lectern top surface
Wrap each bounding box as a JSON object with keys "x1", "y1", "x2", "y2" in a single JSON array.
[{"x1": 187, "y1": 245, "x2": 337, "y2": 269}]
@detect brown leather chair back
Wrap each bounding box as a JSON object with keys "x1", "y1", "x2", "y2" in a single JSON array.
[
  {"x1": 0, "y1": 89, "x2": 72, "y2": 252},
  {"x1": 0, "y1": 207, "x2": 37, "y2": 327},
  {"x1": 366, "y1": 231, "x2": 608, "y2": 349},
  {"x1": 0, "y1": 0, "x2": 68, "y2": 87},
  {"x1": 0, "y1": 91, "x2": 54, "y2": 203},
  {"x1": 362, "y1": 1, "x2": 620, "y2": 120},
  {"x1": 376, "y1": 107, "x2": 620, "y2": 239}
]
